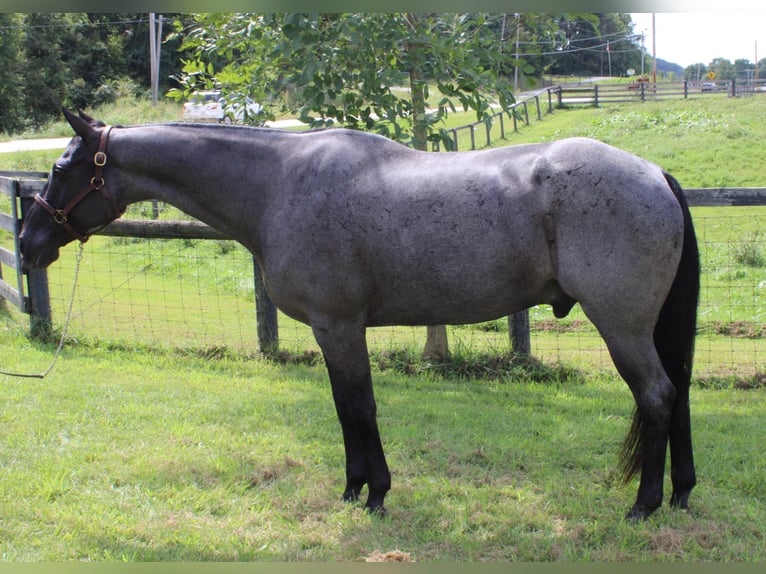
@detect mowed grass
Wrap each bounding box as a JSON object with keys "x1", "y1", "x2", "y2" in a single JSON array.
[
  {"x1": 0, "y1": 94, "x2": 765, "y2": 561},
  {"x1": 1, "y1": 324, "x2": 765, "y2": 561}
]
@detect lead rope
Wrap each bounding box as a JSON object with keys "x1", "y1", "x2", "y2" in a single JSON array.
[{"x1": 0, "y1": 242, "x2": 84, "y2": 379}]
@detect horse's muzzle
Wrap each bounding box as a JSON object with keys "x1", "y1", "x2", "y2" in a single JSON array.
[{"x1": 18, "y1": 231, "x2": 62, "y2": 271}]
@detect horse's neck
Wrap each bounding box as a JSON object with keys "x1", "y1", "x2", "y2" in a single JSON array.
[{"x1": 115, "y1": 124, "x2": 277, "y2": 248}]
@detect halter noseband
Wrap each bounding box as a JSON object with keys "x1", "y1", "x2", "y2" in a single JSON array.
[{"x1": 34, "y1": 125, "x2": 123, "y2": 243}]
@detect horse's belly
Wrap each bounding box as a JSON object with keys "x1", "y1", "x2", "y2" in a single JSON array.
[{"x1": 366, "y1": 260, "x2": 556, "y2": 327}]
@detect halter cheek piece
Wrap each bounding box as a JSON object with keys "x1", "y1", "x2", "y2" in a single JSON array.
[{"x1": 34, "y1": 125, "x2": 124, "y2": 243}]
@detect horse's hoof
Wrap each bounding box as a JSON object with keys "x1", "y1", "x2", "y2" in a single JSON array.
[
  {"x1": 669, "y1": 490, "x2": 690, "y2": 509},
  {"x1": 365, "y1": 503, "x2": 387, "y2": 518},
  {"x1": 342, "y1": 487, "x2": 362, "y2": 502},
  {"x1": 625, "y1": 503, "x2": 658, "y2": 521}
]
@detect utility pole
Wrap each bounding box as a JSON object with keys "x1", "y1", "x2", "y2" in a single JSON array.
[
  {"x1": 652, "y1": 13, "x2": 657, "y2": 84},
  {"x1": 607, "y1": 41, "x2": 612, "y2": 77},
  {"x1": 149, "y1": 13, "x2": 163, "y2": 106},
  {"x1": 514, "y1": 13, "x2": 520, "y2": 95}
]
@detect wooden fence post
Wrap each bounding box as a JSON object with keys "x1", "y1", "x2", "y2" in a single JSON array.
[
  {"x1": 17, "y1": 190, "x2": 53, "y2": 341},
  {"x1": 252, "y1": 258, "x2": 278, "y2": 356},
  {"x1": 26, "y1": 269, "x2": 52, "y2": 341},
  {"x1": 509, "y1": 309, "x2": 531, "y2": 356}
]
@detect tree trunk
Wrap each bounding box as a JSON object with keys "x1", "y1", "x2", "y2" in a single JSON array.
[{"x1": 423, "y1": 325, "x2": 450, "y2": 362}]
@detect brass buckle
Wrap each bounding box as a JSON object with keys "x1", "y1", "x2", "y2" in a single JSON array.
[
  {"x1": 94, "y1": 151, "x2": 107, "y2": 167},
  {"x1": 54, "y1": 210, "x2": 68, "y2": 224},
  {"x1": 90, "y1": 177, "x2": 105, "y2": 189}
]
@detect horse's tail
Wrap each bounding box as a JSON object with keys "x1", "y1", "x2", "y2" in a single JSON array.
[{"x1": 619, "y1": 171, "x2": 700, "y2": 483}]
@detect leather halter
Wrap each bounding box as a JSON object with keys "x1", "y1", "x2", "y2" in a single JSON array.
[{"x1": 34, "y1": 126, "x2": 123, "y2": 243}]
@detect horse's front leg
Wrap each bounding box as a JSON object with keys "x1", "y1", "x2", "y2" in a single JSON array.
[{"x1": 312, "y1": 319, "x2": 391, "y2": 514}]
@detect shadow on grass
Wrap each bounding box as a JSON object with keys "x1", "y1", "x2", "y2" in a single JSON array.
[{"x1": 260, "y1": 344, "x2": 585, "y2": 384}]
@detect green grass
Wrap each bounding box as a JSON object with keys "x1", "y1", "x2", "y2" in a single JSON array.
[
  {"x1": 1, "y1": 92, "x2": 765, "y2": 561},
  {"x1": 0, "y1": 327, "x2": 764, "y2": 561},
  {"x1": 489, "y1": 96, "x2": 766, "y2": 189}
]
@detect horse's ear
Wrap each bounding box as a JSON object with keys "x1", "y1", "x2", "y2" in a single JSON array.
[
  {"x1": 63, "y1": 108, "x2": 100, "y2": 143},
  {"x1": 77, "y1": 109, "x2": 106, "y2": 128}
]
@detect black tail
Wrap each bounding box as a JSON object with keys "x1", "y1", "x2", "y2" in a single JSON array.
[{"x1": 619, "y1": 171, "x2": 700, "y2": 483}]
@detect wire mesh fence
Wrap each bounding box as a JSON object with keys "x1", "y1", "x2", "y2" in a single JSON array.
[{"x1": 32, "y1": 205, "x2": 765, "y2": 382}]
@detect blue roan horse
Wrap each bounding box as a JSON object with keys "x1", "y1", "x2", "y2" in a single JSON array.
[{"x1": 20, "y1": 109, "x2": 699, "y2": 520}]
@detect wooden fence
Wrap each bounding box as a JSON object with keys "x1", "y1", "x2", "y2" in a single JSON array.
[
  {"x1": 3, "y1": 172, "x2": 765, "y2": 368},
  {"x1": 559, "y1": 79, "x2": 766, "y2": 107},
  {"x1": 437, "y1": 86, "x2": 562, "y2": 152}
]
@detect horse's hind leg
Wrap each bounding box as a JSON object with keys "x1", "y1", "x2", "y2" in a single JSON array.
[
  {"x1": 590, "y1": 325, "x2": 676, "y2": 520},
  {"x1": 311, "y1": 317, "x2": 391, "y2": 514},
  {"x1": 668, "y1": 382, "x2": 695, "y2": 509}
]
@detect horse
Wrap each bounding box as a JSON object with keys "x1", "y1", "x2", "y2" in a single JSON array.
[{"x1": 19, "y1": 109, "x2": 699, "y2": 520}]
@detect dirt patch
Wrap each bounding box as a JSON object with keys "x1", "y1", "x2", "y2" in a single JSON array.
[
  {"x1": 534, "y1": 319, "x2": 591, "y2": 333},
  {"x1": 247, "y1": 455, "x2": 303, "y2": 488},
  {"x1": 713, "y1": 321, "x2": 766, "y2": 339},
  {"x1": 365, "y1": 549, "x2": 413, "y2": 562}
]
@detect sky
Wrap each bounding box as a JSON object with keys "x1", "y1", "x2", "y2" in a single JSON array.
[{"x1": 629, "y1": 12, "x2": 765, "y2": 69}]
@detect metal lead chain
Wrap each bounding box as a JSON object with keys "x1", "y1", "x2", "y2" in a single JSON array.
[{"x1": 0, "y1": 242, "x2": 85, "y2": 379}]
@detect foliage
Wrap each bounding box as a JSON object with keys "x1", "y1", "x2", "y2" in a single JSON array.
[
  {"x1": 0, "y1": 13, "x2": 186, "y2": 134},
  {"x1": 0, "y1": 14, "x2": 25, "y2": 134},
  {"x1": 171, "y1": 13, "x2": 526, "y2": 150},
  {"x1": 683, "y1": 56, "x2": 766, "y2": 82},
  {"x1": 547, "y1": 13, "x2": 645, "y2": 77},
  {"x1": 732, "y1": 231, "x2": 765, "y2": 268}
]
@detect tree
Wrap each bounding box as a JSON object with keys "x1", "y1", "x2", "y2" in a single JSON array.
[
  {"x1": 683, "y1": 63, "x2": 708, "y2": 82},
  {"x1": 173, "y1": 12, "x2": 530, "y2": 359},
  {"x1": 734, "y1": 58, "x2": 755, "y2": 80},
  {"x1": 172, "y1": 14, "x2": 517, "y2": 148},
  {"x1": 0, "y1": 13, "x2": 25, "y2": 134},
  {"x1": 0, "y1": 13, "x2": 188, "y2": 133},
  {"x1": 21, "y1": 13, "x2": 73, "y2": 127},
  {"x1": 709, "y1": 57, "x2": 736, "y2": 82}
]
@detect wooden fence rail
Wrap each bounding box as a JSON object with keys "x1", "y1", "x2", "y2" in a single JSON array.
[
  {"x1": 559, "y1": 79, "x2": 766, "y2": 107},
  {"x1": 3, "y1": 172, "x2": 765, "y2": 359},
  {"x1": 436, "y1": 86, "x2": 562, "y2": 152}
]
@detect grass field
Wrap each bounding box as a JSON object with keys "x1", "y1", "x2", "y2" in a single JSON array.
[
  {"x1": 1, "y1": 94, "x2": 765, "y2": 562},
  {"x1": 0, "y1": 325, "x2": 764, "y2": 561}
]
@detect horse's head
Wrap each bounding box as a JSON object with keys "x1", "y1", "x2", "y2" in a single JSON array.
[{"x1": 20, "y1": 109, "x2": 124, "y2": 270}]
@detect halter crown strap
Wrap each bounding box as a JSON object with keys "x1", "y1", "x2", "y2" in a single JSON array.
[{"x1": 34, "y1": 125, "x2": 123, "y2": 242}]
